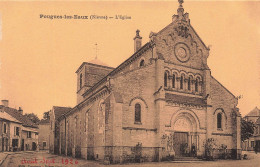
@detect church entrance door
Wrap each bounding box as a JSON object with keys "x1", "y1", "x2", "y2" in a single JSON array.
[{"x1": 173, "y1": 132, "x2": 188, "y2": 157}]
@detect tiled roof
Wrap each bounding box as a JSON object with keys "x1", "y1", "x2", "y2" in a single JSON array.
[
  {"x1": 53, "y1": 106, "x2": 71, "y2": 120},
  {"x1": 0, "y1": 111, "x2": 22, "y2": 124},
  {"x1": 3, "y1": 107, "x2": 38, "y2": 128},
  {"x1": 38, "y1": 119, "x2": 50, "y2": 124},
  {"x1": 246, "y1": 107, "x2": 260, "y2": 117},
  {"x1": 165, "y1": 93, "x2": 206, "y2": 106}
]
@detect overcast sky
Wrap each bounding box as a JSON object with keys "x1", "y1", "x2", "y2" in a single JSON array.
[{"x1": 0, "y1": 1, "x2": 259, "y2": 118}]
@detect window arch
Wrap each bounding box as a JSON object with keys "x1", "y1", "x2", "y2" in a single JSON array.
[
  {"x1": 217, "y1": 113, "x2": 222, "y2": 129},
  {"x1": 139, "y1": 59, "x2": 144, "y2": 67},
  {"x1": 180, "y1": 75, "x2": 184, "y2": 90},
  {"x1": 164, "y1": 71, "x2": 169, "y2": 87},
  {"x1": 79, "y1": 73, "x2": 83, "y2": 88},
  {"x1": 135, "y1": 103, "x2": 141, "y2": 123},
  {"x1": 172, "y1": 74, "x2": 176, "y2": 88}
]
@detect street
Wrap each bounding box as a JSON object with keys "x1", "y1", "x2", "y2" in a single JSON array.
[{"x1": 1, "y1": 151, "x2": 260, "y2": 167}]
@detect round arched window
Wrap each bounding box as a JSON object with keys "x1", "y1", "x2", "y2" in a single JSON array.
[{"x1": 139, "y1": 59, "x2": 145, "y2": 67}]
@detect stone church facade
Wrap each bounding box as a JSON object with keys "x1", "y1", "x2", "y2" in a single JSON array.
[{"x1": 55, "y1": 1, "x2": 241, "y2": 163}]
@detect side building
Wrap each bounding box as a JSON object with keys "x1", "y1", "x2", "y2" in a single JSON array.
[
  {"x1": 0, "y1": 101, "x2": 22, "y2": 151},
  {"x1": 0, "y1": 100, "x2": 39, "y2": 151},
  {"x1": 49, "y1": 106, "x2": 71, "y2": 154},
  {"x1": 38, "y1": 119, "x2": 50, "y2": 150},
  {"x1": 242, "y1": 107, "x2": 260, "y2": 152}
]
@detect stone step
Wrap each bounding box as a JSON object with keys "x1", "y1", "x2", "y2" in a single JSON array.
[{"x1": 173, "y1": 157, "x2": 202, "y2": 161}]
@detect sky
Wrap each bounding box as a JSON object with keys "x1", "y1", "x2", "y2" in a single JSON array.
[{"x1": 0, "y1": 0, "x2": 259, "y2": 119}]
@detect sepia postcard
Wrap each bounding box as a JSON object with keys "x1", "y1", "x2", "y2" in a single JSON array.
[{"x1": 0, "y1": 0, "x2": 259, "y2": 167}]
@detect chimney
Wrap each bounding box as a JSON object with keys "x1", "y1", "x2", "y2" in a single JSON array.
[
  {"x1": 134, "y1": 29, "x2": 142, "y2": 52},
  {"x1": 1, "y1": 100, "x2": 9, "y2": 107},
  {"x1": 18, "y1": 107, "x2": 23, "y2": 115}
]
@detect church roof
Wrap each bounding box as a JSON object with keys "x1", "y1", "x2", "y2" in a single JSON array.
[
  {"x1": 75, "y1": 61, "x2": 114, "y2": 73},
  {"x1": 245, "y1": 107, "x2": 260, "y2": 117},
  {"x1": 88, "y1": 58, "x2": 109, "y2": 67},
  {"x1": 53, "y1": 106, "x2": 71, "y2": 120}
]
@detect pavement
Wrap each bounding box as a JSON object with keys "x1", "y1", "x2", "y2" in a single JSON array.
[
  {"x1": 0, "y1": 151, "x2": 37, "y2": 166},
  {"x1": 0, "y1": 150, "x2": 259, "y2": 167}
]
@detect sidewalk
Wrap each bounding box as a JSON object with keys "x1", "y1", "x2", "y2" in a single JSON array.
[
  {"x1": 0, "y1": 151, "x2": 36, "y2": 166},
  {"x1": 0, "y1": 152, "x2": 14, "y2": 166}
]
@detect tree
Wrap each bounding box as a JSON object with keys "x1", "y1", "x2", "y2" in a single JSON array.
[
  {"x1": 241, "y1": 118, "x2": 255, "y2": 142},
  {"x1": 24, "y1": 113, "x2": 40, "y2": 124},
  {"x1": 43, "y1": 111, "x2": 50, "y2": 120}
]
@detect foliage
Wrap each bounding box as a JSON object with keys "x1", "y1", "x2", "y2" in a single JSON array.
[
  {"x1": 203, "y1": 138, "x2": 217, "y2": 160},
  {"x1": 24, "y1": 113, "x2": 40, "y2": 124},
  {"x1": 43, "y1": 111, "x2": 50, "y2": 120},
  {"x1": 241, "y1": 118, "x2": 255, "y2": 142}
]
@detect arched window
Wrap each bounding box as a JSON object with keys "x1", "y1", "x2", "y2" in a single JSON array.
[
  {"x1": 139, "y1": 60, "x2": 144, "y2": 67},
  {"x1": 188, "y1": 77, "x2": 191, "y2": 91},
  {"x1": 80, "y1": 73, "x2": 83, "y2": 88},
  {"x1": 135, "y1": 103, "x2": 141, "y2": 123},
  {"x1": 164, "y1": 72, "x2": 168, "y2": 87},
  {"x1": 217, "y1": 113, "x2": 222, "y2": 129},
  {"x1": 85, "y1": 111, "x2": 89, "y2": 132},
  {"x1": 180, "y1": 75, "x2": 184, "y2": 90},
  {"x1": 195, "y1": 78, "x2": 199, "y2": 92},
  {"x1": 98, "y1": 102, "x2": 105, "y2": 132},
  {"x1": 172, "y1": 74, "x2": 176, "y2": 88}
]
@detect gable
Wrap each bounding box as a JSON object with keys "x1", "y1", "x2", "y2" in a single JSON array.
[
  {"x1": 246, "y1": 107, "x2": 260, "y2": 117},
  {"x1": 154, "y1": 11, "x2": 209, "y2": 70}
]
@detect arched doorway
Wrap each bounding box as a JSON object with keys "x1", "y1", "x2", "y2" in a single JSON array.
[{"x1": 169, "y1": 111, "x2": 198, "y2": 157}]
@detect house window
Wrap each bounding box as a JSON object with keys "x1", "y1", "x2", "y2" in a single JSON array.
[
  {"x1": 217, "y1": 113, "x2": 222, "y2": 129},
  {"x1": 15, "y1": 127, "x2": 19, "y2": 136},
  {"x1": 188, "y1": 77, "x2": 191, "y2": 91},
  {"x1": 180, "y1": 75, "x2": 184, "y2": 90},
  {"x1": 195, "y1": 78, "x2": 199, "y2": 92},
  {"x1": 135, "y1": 103, "x2": 141, "y2": 123},
  {"x1": 164, "y1": 72, "x2": 168, "y2": 87},
  {"x1": 3, "y1": 123, "x2": 7, "y2": 134},
  {"x1": 43, "y1": 142, "x2": 47, "y2": 147},
  {"x1": 139, "y1": 59, "x2": 144, "y2": 67},
  {"x1": 80, "y1": 73, "x2": 83, "y2": 88},
  {"x1": 27, "y1": 131, "x2": 32, "y2": 138},
  {"x1": 172, "y1": 74, "x2": 176, "y2": 88}
]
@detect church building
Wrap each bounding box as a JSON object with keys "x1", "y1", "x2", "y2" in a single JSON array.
[{"x1": 55, "y1": 0, "x2": 241, "y2": 163}]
